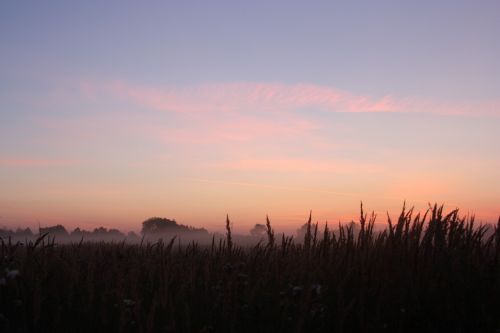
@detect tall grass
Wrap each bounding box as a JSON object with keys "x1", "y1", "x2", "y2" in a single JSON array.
[{"x1": 0, "y1": 204, "x2": 499, "y2": 332}]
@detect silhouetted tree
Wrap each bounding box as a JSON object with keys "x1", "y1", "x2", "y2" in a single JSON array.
[
  {"x1": 39, "y1": 225, "x2": 68, "y2": 237},
  {"x1": 250, "y1": 224, "x2": 266, "y2": 237},
  {"x1": 71, "y1": 227, "x2": 83, "y2": 237},
  {"x1": 108, "y1": 228, "x2": 124, "y2": 237},
  {"x1": 127, "y1": 231, "x2": 140, "y2": 241},
  {"x1": 141, "y1": 217, "x2": 208, "y2": 236},
  {"x1": 142, "y1": 217, "x2": 178, "y2": 234},
  {"x1": 15, "y1": 227, "x2": 33, "y2": 237},
  {"x1": 92, "y1": 227, "x2": 108, "y2": 235},
  {"x1": 90, "y1": 227, "x2": 124, "y2": 238},
  {"x1": 0, "y1": 228, "x2": 13, "y2": 237}
]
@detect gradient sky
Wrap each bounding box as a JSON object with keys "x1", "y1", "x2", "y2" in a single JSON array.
[{"x1": 1, "y1": 1, "x2": 499, "y2": 233}]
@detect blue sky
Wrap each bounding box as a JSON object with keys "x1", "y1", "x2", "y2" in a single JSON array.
[{"x1": 2, "y1": 1, "x2": 499, "y2": 96}]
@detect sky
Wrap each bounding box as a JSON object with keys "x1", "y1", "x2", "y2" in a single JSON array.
[{"x1": 1, "y1": 1, "x2": 499, "y2": 233}]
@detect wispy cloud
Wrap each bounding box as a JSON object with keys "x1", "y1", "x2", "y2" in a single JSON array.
[
  {"x1": 37, "y1": 79, "x2": 498, "y2": 150},
  {"x1": 84, "y1": 80, "x2": 499, "y2": 117},
  {"x1": 98, "y1": 81, "x2": 400, "y2": 114}
]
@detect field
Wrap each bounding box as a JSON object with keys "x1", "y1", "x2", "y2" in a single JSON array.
[{"x1": 1, "y1": 205, "x2": 499, "y2": 332}]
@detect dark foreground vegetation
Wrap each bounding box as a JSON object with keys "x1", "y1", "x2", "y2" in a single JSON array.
[{"x1": 1, "y1": 204, "x2": 499, "y2": 332}]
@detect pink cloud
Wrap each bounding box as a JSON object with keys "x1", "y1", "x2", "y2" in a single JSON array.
[
  {"x1": 80, "y1": 81, "x2": 366, "y2": 149},
  {"x1": 94, "y1": 81, "x2": 401, "y2": 114},
  {"x1": 80, "y1": 80, "x2": 499, "y2": 117},
  {"x1": 30, "y1": 80, "x2": 499, "y2": 171}
]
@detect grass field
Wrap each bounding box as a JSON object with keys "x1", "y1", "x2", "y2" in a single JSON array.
[{"x1": 1, "y1": 204, "x2": 499, "y2": 332}]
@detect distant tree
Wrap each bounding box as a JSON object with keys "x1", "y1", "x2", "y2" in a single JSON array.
[
  {"x1": 142, "y1": 217, "x2": 177, "y2": 234},
  {"x1": 92, "y1": 227, "x2": 108, "y2": 235},
  {"x1": 71, "y1": 227, "x2": 83, "y2": 237},
  {"x1": 250, "y1": 224, "x2": 266, "y2": 237},
  {"x1": 141, "y1": 217, "x2": 208, "y2": 236},
  {"x1": 0, "y1": 228, "x2": 13, "y2": 237},
  {"x1": 108, "y1": 228, "x2": 124, "y2": 237},
  {"x1": 127, "y1": 231, "x2": 140, "y2": 240},
  {"x1": 15, "y1": 227, "x2": 33, "y2": 237},
  {"x1": 86, "y1": 227, "x2": 124, "y2": 238},
  {"x1": 39, "y1": 225, "x2": 68, "y2": 236}
]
